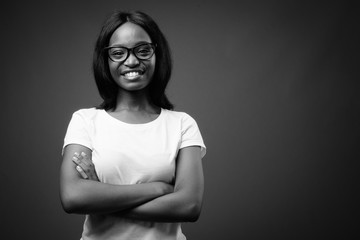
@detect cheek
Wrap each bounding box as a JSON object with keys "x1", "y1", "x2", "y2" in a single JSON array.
[
  {"x1": 148, "y1": 57, "x2": 156, "y2": 76},
  {"x1": 108, "y1": 61, "x2": 119, "y2": 78}
]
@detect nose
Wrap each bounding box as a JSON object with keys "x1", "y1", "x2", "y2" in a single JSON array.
[{"x1": 124, "y1": 51, "x2": 139, "y2": 67}]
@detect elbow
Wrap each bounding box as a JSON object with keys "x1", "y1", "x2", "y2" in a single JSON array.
[
  {"x1": 183, "y1": 200, "x2": 203, "y2": 222},
  {"x1": 188, "y1": 204, "x2": 202, "y2": 222},
  {"x1": 175, "y1": 189, "x2": 203, "y2": 222},
  {"x1": 61, "y1": 197, "x2": 78, "y2": 214},
  {"x1": 60, "y1": 189, "x2": 84, "y2": 214},
  {"x1": 60, "y1": 195, "x2": 77, "y2": 214}
]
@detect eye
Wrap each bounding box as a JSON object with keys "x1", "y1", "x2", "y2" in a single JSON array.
[
  {"x1": 109, "y1": 48, "x2": 127, "y2": 58},
  {"x1": 135, "y1": 45, "x2": 153, "y2": 57}
]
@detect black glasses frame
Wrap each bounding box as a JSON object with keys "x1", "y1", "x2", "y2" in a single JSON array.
[{"x1": 103, "y1": 43, "x2": 156, "y2": 62}]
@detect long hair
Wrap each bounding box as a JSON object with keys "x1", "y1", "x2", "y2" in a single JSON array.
[{"x1": 92, "y1": 10, "x2": 174, "y2": 110}]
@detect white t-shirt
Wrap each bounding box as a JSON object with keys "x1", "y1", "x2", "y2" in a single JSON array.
[{"x1": 63, "y1": 108, "x2": 206, "y2": 240}]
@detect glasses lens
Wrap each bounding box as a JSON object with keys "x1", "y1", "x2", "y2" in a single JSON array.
[
  {"x1": 108, "y1": 47, "x2": 127, "y2": 62},
  {"x1": 134, "y1": 44, "x2": 155, "y2": 60}
]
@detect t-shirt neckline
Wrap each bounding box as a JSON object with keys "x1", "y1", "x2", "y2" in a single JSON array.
[{"x1": 101, "y1": 108, "x2": 164, "y2": 127}]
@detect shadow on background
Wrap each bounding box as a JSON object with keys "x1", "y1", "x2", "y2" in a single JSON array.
[{"x1": 1, "y1": 0, "x2": 358, "y2": 239}]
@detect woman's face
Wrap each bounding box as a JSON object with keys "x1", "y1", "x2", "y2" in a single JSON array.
[{"x1": 107, "y1": 22, "x2": 156, "y2": 92}]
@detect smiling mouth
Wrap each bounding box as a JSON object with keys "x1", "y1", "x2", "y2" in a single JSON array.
[
  {"x1": 121, "y1": 70, "x2": 144, "y2": 79},
  {"x1": 124, "y1": 71, "x2": 141, "y2": 78}
]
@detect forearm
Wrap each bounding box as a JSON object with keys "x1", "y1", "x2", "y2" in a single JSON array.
[
  {"x1": 60, "y1": 144, "x2": 172, "y2": 215},
  {"x1": 123, "y1": 190, "x2": 203, "y2": 222},
  {"x1": 122, "y1": 147, "x2": 205, "y2": 222},
  {"x1": 60, "y1": 179, "x2": 169, "y2": 215}
]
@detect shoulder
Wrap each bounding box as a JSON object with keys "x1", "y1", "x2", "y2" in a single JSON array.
[
  {"x1": 68, "y1": 108, "x2": 103, "y2": 126},
  {"x1": 162, "y1": 109, "x2": 200, "y2": 129},
  {"x1": 163, "y1": 109, "x2": 195, "y2": 122},
  {"x1": 72, "y1": 107, "x2": 101, "y2": 120},
  {"x1": 166, "y1": 109, "x2": 206, "y2": 156}
]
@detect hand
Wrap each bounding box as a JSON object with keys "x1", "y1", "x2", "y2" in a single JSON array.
[{"x1": 72, "y1": 152, "x2": 100, "y2": 181}]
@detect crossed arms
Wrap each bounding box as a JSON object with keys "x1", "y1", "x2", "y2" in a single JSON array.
[{"x1": 59, "y1": 144, "x2": 204, "y2": 222}]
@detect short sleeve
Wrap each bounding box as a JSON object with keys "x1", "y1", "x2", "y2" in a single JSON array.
[
  {"x1": 62, "y1": 110, "x2": 93, "y2": 154},
  {"x1": 180, "y1": 113, "x2": 206, "y2": 158}
]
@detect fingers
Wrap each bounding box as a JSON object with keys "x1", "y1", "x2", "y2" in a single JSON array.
[
  {"x1": 81, "y1": 152, "x2": 93, "y2": 167},
  {"x1": 72, "y1": 152, "x2": 90, "y2": 179},
  {"x1": 76, "y1": 165, "x2": 89, "y2": 179},
  {"x1": 72, "y1": 152, "x2": 99, "y2": 181},
  {"x1": 73, "y1": 152, "x2": 92, "y2": 165}
]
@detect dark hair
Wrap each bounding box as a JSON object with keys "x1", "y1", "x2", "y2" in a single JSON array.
[{"x1": 92, "y1": 10, "x2": 174, "y2": 110}]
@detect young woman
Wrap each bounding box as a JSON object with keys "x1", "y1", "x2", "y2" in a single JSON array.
[{"x1": 60, "y1": 10, "x2": 206, "y2": 240}]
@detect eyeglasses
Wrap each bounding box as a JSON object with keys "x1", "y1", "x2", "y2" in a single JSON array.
[{"x1": 104, "y1": 43, "x2": 156, "y2": 62}]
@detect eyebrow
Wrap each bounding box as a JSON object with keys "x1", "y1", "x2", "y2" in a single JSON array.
[{"x1": 108, "y1": 41, "x2": 152, "y2": 48}]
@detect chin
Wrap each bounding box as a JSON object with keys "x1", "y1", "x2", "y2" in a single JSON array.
[
  {"x1": 116, "y1": 77, "x2": 151, "y2": 91},
  {"x1": 120, "y1": 83, "x2": 150, "y2": 92}
]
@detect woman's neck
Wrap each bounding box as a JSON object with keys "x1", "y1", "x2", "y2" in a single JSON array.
[{"x1": 114, "y1": 89, "x2": 156, "y2": 113}]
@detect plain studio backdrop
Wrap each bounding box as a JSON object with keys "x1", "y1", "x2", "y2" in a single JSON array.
[{"x1": 1, "y1": 0, "x2": 358, "y2": 239}]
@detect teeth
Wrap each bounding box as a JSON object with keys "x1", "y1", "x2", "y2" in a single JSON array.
[{"x1": 125, "y1": 71, "x2": 140, "y2": 77}]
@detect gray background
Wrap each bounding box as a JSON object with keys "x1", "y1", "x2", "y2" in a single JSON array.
[{"x1": 1, "y1": 0, "x2": 358, "y2": 239}]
